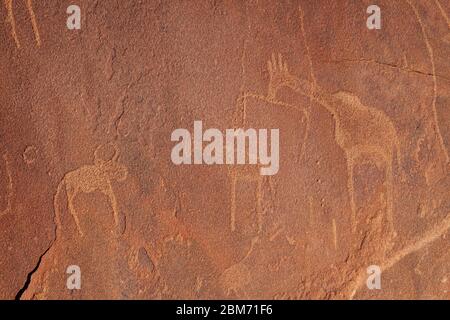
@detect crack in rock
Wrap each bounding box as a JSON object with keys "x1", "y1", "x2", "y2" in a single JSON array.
[{"x1": 14, "y1": 243, "x2": 53, "y2": 300}]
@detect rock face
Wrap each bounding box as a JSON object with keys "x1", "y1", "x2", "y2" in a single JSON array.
[{"x1": 0, "y1": 0, "x2": 449, "y2": 300}]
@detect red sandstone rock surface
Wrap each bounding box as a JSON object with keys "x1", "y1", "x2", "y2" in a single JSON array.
[{"x1": 0, "y1": 0, "x2": 449, "y2": 299}]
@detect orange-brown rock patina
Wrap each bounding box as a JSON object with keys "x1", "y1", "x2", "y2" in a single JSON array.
[{"x1": 0, "y1": 0, "x2": 449, "y2": 299}]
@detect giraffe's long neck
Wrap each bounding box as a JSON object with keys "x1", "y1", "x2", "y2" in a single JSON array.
[{"x1": 288, "y1": 77, "x2": 340, "y2": 119}]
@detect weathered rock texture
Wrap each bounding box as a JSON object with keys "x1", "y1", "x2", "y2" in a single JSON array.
[{"x1": 0, "y1": 0, "x2": 449, "y2": 299}]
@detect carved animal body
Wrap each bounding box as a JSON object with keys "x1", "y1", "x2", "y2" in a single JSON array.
[
  {"x1": 268, "y1": 54, "x2": 401, "y2": 235},
  {"x1": 54, "y1": 148, "x2": 128, "y2": 237},
  {"x1": 330, "y1": 91, "x2": 400, "y2": 234}
]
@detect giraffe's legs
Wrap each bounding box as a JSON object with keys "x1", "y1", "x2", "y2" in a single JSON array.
[
  {"x1": 26, "y1": 0, "x2": 41, "y2": 47},
  {"x1": 363, "y1": 150, "x2": 397, "y2": 241},
  {"x1": 346, "y1": 151, "x2": 357, "y2": 233},
  {"x1": 4, "y1": 0, "x2": 20, "y2": 48},
  {"x1": 385, "y1": 161, "x2": 396, "y2": 239}
]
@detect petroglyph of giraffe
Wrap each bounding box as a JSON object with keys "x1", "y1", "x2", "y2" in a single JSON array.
[
  {"x1": 4, "y1": 0, "x2": 41, "y2": 48},
  {"x1": 229, "y1": 52, "x2": 309, "y2": 233},
  {"x1": 54, "y1": 143, "x2": 128, "y2": 236},
  {"x1": 228, "y1": 94, "x2": 285, "y2": 233},
  {"x1": 0, "y1": 152, "x2": 13, "y2": 217},
  {"x1": 268, "y1": 53, "x2": 402, "y2": 236}
]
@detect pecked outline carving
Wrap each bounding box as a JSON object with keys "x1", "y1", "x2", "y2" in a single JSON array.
[
  {"x1": 53, "y1": 143, "x2": 128, "y2": 237},
  {"x1": 267, "y1": 53, "x2": 402, "y2": 236}
]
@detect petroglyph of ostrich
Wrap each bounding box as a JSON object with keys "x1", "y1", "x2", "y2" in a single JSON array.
[
  {"x1": 4, "y1": 0, "x2": 41, "y2": 48},
  {"x1": 268, "y1": 53, "x2": 402, "y2": 235},
  {"x1": 54, "y1": 143, "x2": 128, "y2": 236}
]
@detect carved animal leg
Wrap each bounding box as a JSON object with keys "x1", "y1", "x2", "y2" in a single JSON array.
[
  {"x1": 346, "y1": 152, "x2": 357, "y2": 233},
  {"x1": 105, "y1": 184, "x2": 120, "y2": 231},
  {"x1": 4, "y1": 0, "x2": 20, "y2": 48},
  {"x1": 385, "y1": 162, "x2": 395, "y2": 238},
  {"x1": 257, "y1": 177, "x2": 263, "y2": 234},
  {"x1": 26, "y1": 0, "x2": 41, "y2": 47},
  {"x1": 230, "y1": 171, "x2": 236, "y2": 232},
  {"x1": 66, "y1": 187, "x2": 83, "y2": 236}
]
